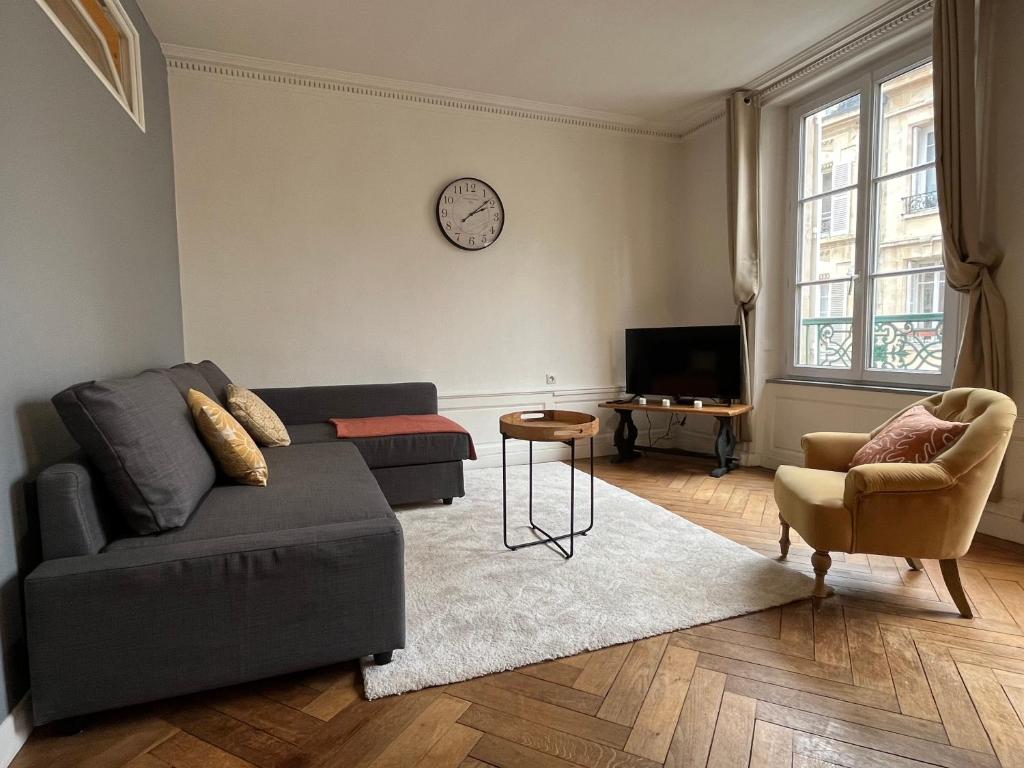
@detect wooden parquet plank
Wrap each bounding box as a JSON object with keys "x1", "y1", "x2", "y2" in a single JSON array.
[
  {"x1": 149, "y1": 731, "x2": 257, "y2": 768},
  {"x1": 597, "y1": 635, "x2": 669, "y2": 726},
  {"x1": 161, "y1": 704, "x2": 308, "y2": 768},
  {"x1": 879, "y1": 625, "x2": 942, "y2": 722},
  {"x1": 458, "y1": 705, "x2": 659, "y2": 768},
  {"x1": 706, "y1": 692, "x2": 756, "y2": 768},
  {"x1": 844, "y1": 608, "x2": 896, "y2": 694},
  {"x1": 624, "y1": 646, "x2": 698, "y2": 762},
  {"x1": 664, "y1": 666, "x2": 725, "y2": 768},
  {"x1": 573, "y1": 643, "x2": 632, "y2": 696},
  {"x1": 958, "y1": 664, "x2": 1024, "y2": 768},
  {"x1": 483, "y1": 671, "x2": 604, "y2": 715},
  {"x1": 916, "y1": 642, "x2": 995, "y2": 754},
  {"x1": 750, "y1": 720, "x2": 794, "y2": 768},
  {"x1": 415, "y1": 722, "x2": 482, "y2": 768}
]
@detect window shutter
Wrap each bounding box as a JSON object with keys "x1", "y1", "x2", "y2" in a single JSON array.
[{"x1": 831, "y1": 161, "x2": 852, "y2": 234}]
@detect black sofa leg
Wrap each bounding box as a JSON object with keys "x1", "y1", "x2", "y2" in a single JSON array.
[
  {"x1": 54, "y1": 716, "x2": 86, "y2": 736},
  {"x1": 374, "y1": 651, "x2": 394, "y2": 665},
  {"x1": 442, "y1": 498, "x2": 453, "y2": 505}
]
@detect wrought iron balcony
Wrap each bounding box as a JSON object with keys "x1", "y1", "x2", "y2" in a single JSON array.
[
  {"x1": 902, "y1": 190, "x2": 939, "y2": 215},
  {"x1": 799, "y1": 313, "x2": 943, "y2": 372}
]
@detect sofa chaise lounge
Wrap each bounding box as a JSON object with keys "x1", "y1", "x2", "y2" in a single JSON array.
[{"x1": 25, "y1": 361, "x2": 469, "y2": 725}]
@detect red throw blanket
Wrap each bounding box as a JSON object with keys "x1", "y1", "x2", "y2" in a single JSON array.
[{"x1": 329, "y1": 414, "x2": 477, "y2": 460}]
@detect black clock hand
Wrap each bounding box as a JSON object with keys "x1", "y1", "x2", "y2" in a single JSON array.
[{"x1": 461, "y1": 201, "x2": 491, "y2": 223}]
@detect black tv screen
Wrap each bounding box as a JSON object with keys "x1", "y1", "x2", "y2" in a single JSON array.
[{"x1": 625, "y1": 325, "x2": 743, "y2": 400}]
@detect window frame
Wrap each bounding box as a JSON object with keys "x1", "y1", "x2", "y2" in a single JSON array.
[
  {"x1": 784, "y1": 45, "x2": 959, "y2": 387},
  {"x1": 33, "y1": 0, "x2": 145, "y2": 131}
]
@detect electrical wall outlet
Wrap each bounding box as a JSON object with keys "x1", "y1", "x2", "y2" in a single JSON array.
[{"x1": 545, "y1": 373, "x2": 556, "y2": 385}]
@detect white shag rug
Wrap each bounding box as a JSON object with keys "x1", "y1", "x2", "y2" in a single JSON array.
[{"x1": 361, "y1": 462, "x2": 814, "y2": 699}]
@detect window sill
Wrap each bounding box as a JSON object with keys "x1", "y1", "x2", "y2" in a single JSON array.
[{"x1": 766, "y1": 376, "x2": 945, "y2": 396}]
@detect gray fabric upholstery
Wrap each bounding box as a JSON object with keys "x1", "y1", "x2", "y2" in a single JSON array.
[
  {"x1": 373, "y1": 461, "x2": 465, "y2": 506},
  {"x1": 25, "y1": 514, "x2": 404, "y2": 725},
  {"x1": 36, "y1": 453, "x2": 125, "y2": 559},
  {"x1": 195, "y1": 360, "x2": 233, "y2": 404},
  {"x1": 52, "y1": 371, "x2": 216, "y2": 534},
  {"x1": 161, "y1": 364, "x2": 217, "y2": 402},
  {"x1": 288, "y1": 423, "x2": 470, "y2": 469},
  {"x1": 254, "y1": 382, "x2": 437, "y2": 424},
  {"x1": 286, "y1": 422, "x2": 337, "y2": 444},
  {"x1": 105, "y1": 442, "x2": 391, "y2": 550}
]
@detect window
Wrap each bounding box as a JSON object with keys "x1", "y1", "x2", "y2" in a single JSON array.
[
  {"x1": 790, "y1": 56, "x2": 955, "y2": 383},
  {"x1": 34, "y1": 0, "x2": 144, "y2": 129}
]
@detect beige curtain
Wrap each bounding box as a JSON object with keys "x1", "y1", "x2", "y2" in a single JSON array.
[
  {"x1": 934, "y1": 0, "x2": 1009, "y2": 392},
  {"x1": 726, "y1": 91, "x2": 761, "y2": 436}
]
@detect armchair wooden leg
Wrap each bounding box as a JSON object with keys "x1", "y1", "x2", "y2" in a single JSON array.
[
  {"x1": 940, "y1": 559, "x2": 973, "y2": 619},
  {"x1": 779, "y1": 515, "x2": 791, "y2": 560},
  {"x1": 906, "y1": 558, "x2": 924, "y2": 571},
  {"x1": 811, "y1": 550, "x2": 833, "y2": 610}
]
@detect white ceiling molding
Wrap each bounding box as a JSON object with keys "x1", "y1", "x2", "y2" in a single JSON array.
[
  {"x1": 162, "y1": 44, "x2": 686, "y2": 142},
  {"x1": 163, "y1": 0, "x2": 933, "y2": 145},
  {"x1": 676, "y1": 0, "x2": 933, "y2": 140}
]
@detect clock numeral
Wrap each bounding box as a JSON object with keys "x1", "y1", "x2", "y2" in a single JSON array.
[
  {"x1": 490, "y1": 226, "x2": 495, "y2": 234},
  {"x1": 468, "y1": 237, "x2": 475, "y2": 246},
  {"x1": 440, "y1": 208, "x2": 448, "y2": 218},
  {"x1": 482, "y1": 235, "x2": 488, "y2": 243},
  {"x1": 445, "y1": 196, "x2": 454, "y2": 204},
  {"x1": 469, "y1": 183, "x2": 476, "y2": 192},
  {"x1": 445, "y1": 221, "x2": 452, "y2": 230},
  {"x1": 493, "y1": 213, "x2": 499, "y2": 222},
  {"x1": 455, "y1": 233, "x2": 461, "y2": 241}
]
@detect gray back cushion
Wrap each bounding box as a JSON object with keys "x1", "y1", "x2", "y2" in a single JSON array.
[
  {"x1": 52, "y1": 371, "x2": 216, "y2": 534},
  {"x1": 194, "y1": 360, "x2": 232, "y2": 405},
  {"x1": 162, "y1": 364, "x2": 217, "y2": 402}
]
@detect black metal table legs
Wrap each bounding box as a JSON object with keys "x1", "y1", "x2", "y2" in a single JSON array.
[
  {"x1": 711, "y1": 415, "x2": 739, "y2": 478},
  {"x1": 502, "y1": 435, "x2": 594, "y2": 559},
  {"x1": 610, "y1": 409, "x2": 740, "y2": 477},
  {"x1": 611, "y1": 409, "x2": 641, "y2": 463}
]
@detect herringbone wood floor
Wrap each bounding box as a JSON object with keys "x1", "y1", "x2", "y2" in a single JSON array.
[{"x1": 15, "y1": 456, "x2": 1024, "y2": 768}]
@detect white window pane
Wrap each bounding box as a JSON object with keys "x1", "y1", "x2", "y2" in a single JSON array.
[
  {"x1": 869, "y1": 272, "x2": 945, "y2": 372},
  {"x1": 801, "y1": 95, "x2": 860, "y2": 197},
  {"x1": 873, "y1": 175, "x2": 942, "y2": 273},
  {"x1": 879, "y1": 62, "x2": 934, "y2": 176},
  {"x1": 796, "y1": 282, "x2": 854, "y2": 368},
  {"x1": 799, "y1": 193, "x2": 858, "y2": 282}
]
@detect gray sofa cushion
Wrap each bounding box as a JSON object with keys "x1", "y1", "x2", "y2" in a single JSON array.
[
  {"x1": 194, "y1": 360, "x2": 232, "y2": 404},
  {"x1": 254, "y1": 382, "x2": 437, "y2": 424},
  {"x1": 52, "y1": 371, "x2": 217, "y2": 534},
  {"x1": 104, "y1": 442, "x2": 391, "y2": 550},
  {"x1": 287, "y1": 423, "x2": 470, "y2": 469},
  {"x1": 161, "y1": 364, "x2": 217, "y2": 402}
]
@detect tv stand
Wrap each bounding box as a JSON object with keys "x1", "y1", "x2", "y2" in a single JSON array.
[{"x1": 598, "y1": 401, "x2": 753, "y2": 477}]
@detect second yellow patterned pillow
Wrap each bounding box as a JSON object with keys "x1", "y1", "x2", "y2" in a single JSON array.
[
  {"x1": 188, "y1": 389, "x2": 269, "y2": 486},
  {"x1": 226, "y1": 384, "x2": 291, "y2": 447}
]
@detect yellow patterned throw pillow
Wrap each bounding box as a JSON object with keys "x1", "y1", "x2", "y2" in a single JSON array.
[
  {"x1": 187, "y1": 389, "x2": 269, "y2": 486},
  {"x1": 226, "y1": 384, "x2": 291, "y2": 447}
]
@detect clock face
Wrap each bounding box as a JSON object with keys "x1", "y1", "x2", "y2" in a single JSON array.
[{"x1": 436, "y1": 177, "x2": 504, "y2": 251}]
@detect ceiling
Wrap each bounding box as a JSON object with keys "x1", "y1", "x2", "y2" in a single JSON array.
[{"x1": 137, "y1": 0, "x2": 893, "y2": 127}]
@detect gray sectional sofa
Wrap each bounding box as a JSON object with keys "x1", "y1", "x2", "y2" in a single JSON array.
[{"x1": 25, "y1": 361, "x2": 469, "y2": 725}]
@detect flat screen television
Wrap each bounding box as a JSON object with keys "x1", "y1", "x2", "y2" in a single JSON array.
[{"x1": 625, "y1": 325, "x2": 743, "y2": 401}]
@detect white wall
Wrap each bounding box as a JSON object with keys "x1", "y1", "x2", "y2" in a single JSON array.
[{"x1": 168, "y1": 67, "x2": 690, "y2": 462}]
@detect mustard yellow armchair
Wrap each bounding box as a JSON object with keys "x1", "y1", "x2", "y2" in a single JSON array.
[{"x1": 773, "y1": 388, "x2": 1017, "y2": 617}]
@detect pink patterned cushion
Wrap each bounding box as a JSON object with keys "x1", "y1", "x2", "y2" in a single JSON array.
[{"x1": 849, "y1": 405, "x2": 968, "y2": 467}]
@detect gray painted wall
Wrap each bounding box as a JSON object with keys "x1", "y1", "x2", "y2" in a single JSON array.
[{"x1": 0, "y1": 0, "x2": 183, "y2": 720}]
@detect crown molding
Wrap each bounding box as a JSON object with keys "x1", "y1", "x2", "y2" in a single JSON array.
[
  {"x1": 163, "y1": 1, "x2": 933, "y2": 146},
  {"x1": 675, "y1": 0, "x2": 933, "y2": 140},
  {"x1": 161, "y1": 44, "x2": 686, "y2": 142}
]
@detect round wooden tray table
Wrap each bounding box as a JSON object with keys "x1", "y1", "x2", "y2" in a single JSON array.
[{"x1": 498, "y1": 411, "x2": 599, "y2": 559}]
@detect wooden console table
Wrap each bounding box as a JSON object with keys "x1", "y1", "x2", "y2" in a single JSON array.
[{"x1": 598, "y1": 401, "x2": 753, "y2": 477}]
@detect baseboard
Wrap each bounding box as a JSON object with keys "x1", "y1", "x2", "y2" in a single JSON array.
[{"x1": 0, "y1": 694, "x2": 32, "y2": 768}]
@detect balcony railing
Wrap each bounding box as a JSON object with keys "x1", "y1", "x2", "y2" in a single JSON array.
[
  {"x1": 800, "y1": 313, "x2": 943, "y2": 372},
  {"x1": 902, "y1": 190, "x2": 939, "y2": 215}
]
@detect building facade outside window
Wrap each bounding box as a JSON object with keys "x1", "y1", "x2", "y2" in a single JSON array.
[{"x1": 788, "y1": 53, "x2": 956, "y2": 384}]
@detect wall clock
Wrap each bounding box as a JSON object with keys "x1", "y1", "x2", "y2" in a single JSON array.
[{"x1": 436, "y1": 177, "x2": 504, "y2": 251}]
